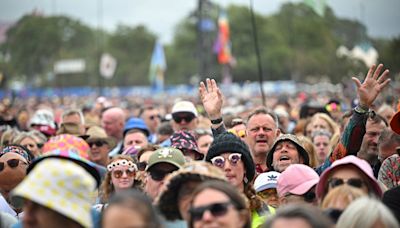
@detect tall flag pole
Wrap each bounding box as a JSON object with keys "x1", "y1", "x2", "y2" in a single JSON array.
[
  {"x1": 213, "y1": 9, "x2": 233, "y2": 84},
  {"x1": 149, "y1": 40, "x2": 167, "y2": 93}
]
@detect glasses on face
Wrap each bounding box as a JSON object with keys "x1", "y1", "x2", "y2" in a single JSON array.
[
  {"x1": 88, "y1": 140, "x2": 107, "y2": 148},
  {"x1": 149, "y1": 114, "x2": 161, "y2": 120},
  {"x1": 148, "y1": 170, "x2": 170, "y2": 181},
  {"x1": 328, "y1": 177, "x2": 365, "y2": 189},
  {"x1": 0, "y1": 159, "x2": 28, "y2": 172},
  {"x1": 137, "y1": 161, "x2": 147, "y2": 171},
  {"x1": 210, "y1": 153, "x2": 242, "y2": 168},
  {"x1": 112, "y1": 169, "x2": 136, "y2": 179},
  {"x1": 257, "y1": 189, "x2": 277, "y2": 199},
  {"x1": 190, "y1": 202, "x2": 233, "y2": 222},
  {"x1": 173, "y1": 115, "x2": 195, "y2": 123},
  {"x1": 286, "y1": 190, "x2": 316, "y2": 203}
]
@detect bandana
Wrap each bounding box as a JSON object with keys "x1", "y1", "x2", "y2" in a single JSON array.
[{"x1": 0, "y1": 145, "x2": 33, "y2": 164}]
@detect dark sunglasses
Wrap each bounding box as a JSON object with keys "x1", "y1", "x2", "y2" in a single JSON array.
[
  {"x1": 173, "y1": 115, "x2": 195, "y2": 123},
  {"x1": 112, "y1": 169, "x2": 136, "y2": 179},
  {"x1": 0, "y1": 159, "x2": 28, "y2": 172},
  {"x1": 302, "y1": 190, "x2": 317, "y2": 203},
  {"x1": 210, "y1": 153, "x2": 242, "y2": 168},
  {"x1": 328, "y1": 178, "x2": 365, "y2": 189},
  {"x1": 190, "y1": 202, "x2": 232, "y2": 221},
  {"x1": 88, "y1": 140, "x2": 107, "y2": 147},
  {"x1": 137, "y1": 161, "x2": 148, "y2": 171},
  {"x1": 149, "y1": 170, "x2": 170, "y2": 181}
]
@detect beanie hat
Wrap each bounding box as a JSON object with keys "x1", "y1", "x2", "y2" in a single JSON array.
[
  {"x1": 266, "y1": 134, "x2": 310, "y2": 171},
  {"x1": 206, "y1": 132, "x2": 255, "y2": 182}
]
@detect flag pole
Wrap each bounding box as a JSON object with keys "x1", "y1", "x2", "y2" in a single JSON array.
[{"x1": 249, "y1": 0, "x2": 266, "y2": 106}]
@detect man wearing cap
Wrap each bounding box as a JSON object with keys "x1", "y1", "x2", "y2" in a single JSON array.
[
  {"x1": 171, "y1": 101, "x2": 199, "y2": 132},
  {"x1": 122, "y1": 117, "x2": 150, "y2": 154},
  {"x1": 277, "y1": 164, "x2": 319, "y2": 206},
  {"x1": 144, "y1": 147, "x2": 186, "y2": 200}
]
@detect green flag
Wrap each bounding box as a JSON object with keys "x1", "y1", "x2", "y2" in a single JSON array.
[{"x1": 304, "y1": 0, "x2": 327, "y2": 17}]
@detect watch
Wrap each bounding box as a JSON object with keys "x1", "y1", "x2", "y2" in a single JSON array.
[
  {"x1": 354, "y1": 105, "x2": 369, "y2": 114},
  {"x1": 210, "y1": 117, "x2": 223, "y2": 124}
]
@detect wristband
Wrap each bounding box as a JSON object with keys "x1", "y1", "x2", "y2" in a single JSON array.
[
  {"x1": 354, "y1": 105, "x2": 369, "y2": 114},
  {"x1": 210, "y1": 117, "x2": 223, "y2": 125}
]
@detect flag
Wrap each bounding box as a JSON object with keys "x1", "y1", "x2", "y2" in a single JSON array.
[
  {"x1": 213, "y1": 10, "x2": 232, "y2": 65},
  {"x1": 149, "y1": 40, "x2": 167, "y2": 92},
  {"x1": 304, "y1": 0, "x2": 327, "y2": 17},
  {"x1": 100, "y1": 53, "x2": 117, "y2": 79}
]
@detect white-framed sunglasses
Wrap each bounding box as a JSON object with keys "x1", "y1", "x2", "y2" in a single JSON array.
[{"x1": 210, "y1": 153, "x2": 242, "y2": 168}]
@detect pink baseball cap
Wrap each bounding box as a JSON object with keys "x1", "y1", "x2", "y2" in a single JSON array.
[
  {"x1": 316, "y1": 155, "x2": 383, "y2": 199},
  {"x1": 277, "y1": 164, "x2": 319, "y2": 197}
]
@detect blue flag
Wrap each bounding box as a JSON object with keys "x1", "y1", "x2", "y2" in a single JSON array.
[{"x1": 149, "y1": 40, "x2": 166, "y2": 92}]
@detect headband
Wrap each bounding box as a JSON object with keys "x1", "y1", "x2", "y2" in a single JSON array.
[{"x1": 107, "y1": 159, "x2": 137, "y2": 172}]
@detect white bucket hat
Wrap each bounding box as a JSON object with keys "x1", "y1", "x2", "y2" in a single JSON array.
[{"x1": 11, "y1": 158, "x2": 96, "y2": 227}]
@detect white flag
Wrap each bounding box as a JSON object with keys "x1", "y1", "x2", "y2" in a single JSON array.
[{"x1": 100, "y1": 53, "x2": 117, "y2": 79}]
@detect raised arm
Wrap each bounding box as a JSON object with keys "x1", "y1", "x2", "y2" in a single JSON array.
[
  {"x1": 316, "y1": 64, "x2": 390, "y2": 174},
  {"x1": 199, "y1": 78, "x2": 225, "y2": 135}
]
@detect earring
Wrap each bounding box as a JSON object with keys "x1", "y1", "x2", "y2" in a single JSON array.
[{"x1": 244, "y1": 176, "x2": 248, "y2": 184}]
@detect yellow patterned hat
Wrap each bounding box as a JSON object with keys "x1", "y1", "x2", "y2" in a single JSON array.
[{"x1": 11, "y1": 158, "x2": 96, "y2": 227}]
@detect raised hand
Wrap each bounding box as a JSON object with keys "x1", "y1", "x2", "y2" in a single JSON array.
[
  {"x1": 198, "y1": 78, "x2": 223, "y2": 119},
  {"x1": 352, "y1": 64, "x2": 390, "y2": 108}
]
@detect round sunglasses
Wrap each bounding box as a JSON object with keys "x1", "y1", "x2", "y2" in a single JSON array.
[
  {"x1": 210, "y1": 153, "x2": 242, "y2": 168},
  {"x1": 0, "y1": 159, "x2": 28, "y2": 172},
  {"x1": 112, "y1": 169, "x2": 136, "y2": 179}
]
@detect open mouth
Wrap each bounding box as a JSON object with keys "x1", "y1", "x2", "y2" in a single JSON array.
[
  {"x1": 256, "y1": 139, "x2": 267, "y2": 144},
  {"x1": 279, "y1": 155, "x2": 290, "y2": 161}
]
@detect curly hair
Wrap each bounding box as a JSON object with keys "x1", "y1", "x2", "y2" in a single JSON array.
[{"x1": 100, "y1": 155, "x2": 142, "y2": 203}]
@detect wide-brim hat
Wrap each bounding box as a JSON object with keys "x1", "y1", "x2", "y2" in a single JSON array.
[
  {"x1": 85, "y1": 126, "x2": 116, "y2": 149},
  {"x1": 156, "y1": 161, "x2": 226, "y2": 220},
  {"x1": 11, "y1": 159, "x2": 96, "y2": 228},
  {"x1": 266, "y1": 134, "x2": 310, "y2": 171},
  {"x1": 316, "y1": 155, "x2": 382, "y2": 199}
]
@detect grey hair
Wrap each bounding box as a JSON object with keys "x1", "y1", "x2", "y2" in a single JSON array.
[
  {"x1": 246, "y1": 107, "x2": 279, "y2": 129},
  {"x1": 62, "y1": 109, "x2": 85, "y2": 125},
  {"x1": 336, "y1": 197, "x2": 399, "y2": 228}
]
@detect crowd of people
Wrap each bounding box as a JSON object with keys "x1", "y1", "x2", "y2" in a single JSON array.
[{"x1": 0, "y1": 63, "x2": 399, "y2": 228}]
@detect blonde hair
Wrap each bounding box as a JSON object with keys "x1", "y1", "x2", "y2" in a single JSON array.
[
  {"x1": 297, "y1": 135, "x2": 319, "y2": 168},
  {"x1": 321, "y1": 185, "x2": 366, "y2": 210},
  {"x1": 310, "y1": 113, "x2": 340, "y2": 146}
]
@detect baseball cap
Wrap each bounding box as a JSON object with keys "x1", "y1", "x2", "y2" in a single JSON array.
[
  {"x1": 277, "y1": 164, "x2": 319, "y2": 197},
  {"x1": 254, "y1": 171, "x2": 280, "y2": 193},
  {"x1": 146, "y1": 147, "x2": 186, "y2": 171},
  {"x1": 171, "y1": 101, "x2": 198, "y2": 117}
]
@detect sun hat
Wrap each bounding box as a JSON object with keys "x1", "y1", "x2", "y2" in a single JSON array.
[
  {"x1": 124, "y1": 117, "x2": 150, "y2": 136},
  {"x1": 33, "y1": 134, "x2": 106, "y2": 187},
  {"x1": 85, "y1": 126, "x2": 116, "y2": 148},
  {"x1": 11, "y1": 158, "x2": 96, "y2": 228},
  {"x1": 378, "y1": 154, "x2": 400, "y2": 190},
  {"x1": 254, "y1": 171, "x2": 280, "y2": 193},
  {"x1": 277, "y1": 164, "x2": 319, "y2": 197},
  {"x1": 316, "y1": 155, "x2": 383, "y2": 199},
  {"x1": 156, "y1": 161, "x2": 226, "y2": 220},
  {"x1": 146, "y1": 147, "x2": 186, "y2": 171},
  {"x1": 266, "y1": 134, "x2": 310, "y2": 171}
]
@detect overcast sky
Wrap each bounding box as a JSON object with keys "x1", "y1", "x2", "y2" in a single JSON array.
[{"x1": 1, "y1": 0, "x2": 399, "y2": 44}]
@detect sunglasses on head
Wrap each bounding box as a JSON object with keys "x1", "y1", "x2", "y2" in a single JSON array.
[
  {"x1": 0, "y1": 159, "x2": 28, "y2": 172},
  {"x1": 112, "y1": 169, "x2": 136, "y2": 179},
  {"x1": 210, "y1": 153, "x2": 242, "y2": 168},
  {"x1": 190, "y1": 202, "x2": 233, "y2": 222},
  {"x1": 173, "y1": 114, "x2": 195, "y2": 123},
  {"x1": 328, "y1": 177, "x2": 365, "y2": 189},
  {"x1": 88, "y1": 140, "x2": 107, "y2": 147},
  {"x1": 137, "y1": 161, "x2": 147, "y2": 171}
]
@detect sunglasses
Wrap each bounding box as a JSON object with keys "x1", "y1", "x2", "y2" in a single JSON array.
[
  {"x1": 149, "y1": 114, "x2": 161, "y2": 120},
  {"x1": 190, "y1": 202, "x2": 232, "y2": 222},
  {"x1": 0, "y1": 159, "x2": 28, "y2": 172},
  {"x1": 112, "y1": 169, "x2": 136, "y2": 179},
  {"x1": 328, "y1": 178, "x2": 365, "y2": 189},
  {"x1": 173, "y1": 115, "x2": 195, "y2": 123},
  {"x1": 137, "y1": 161, "x2": 147, "y2": 171},
  {"x1": 257, "y1": 189, "x2": 277, "y2": 199},
  {"x1": 210, "y1": 153, "x2": 242, "y2": 168},
  {"x1": 148, "y1": 170, "x2": 171, "y2": 181},
  {"x1": 88, "y1": 140, "x2": 107, "y2": 147}
]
